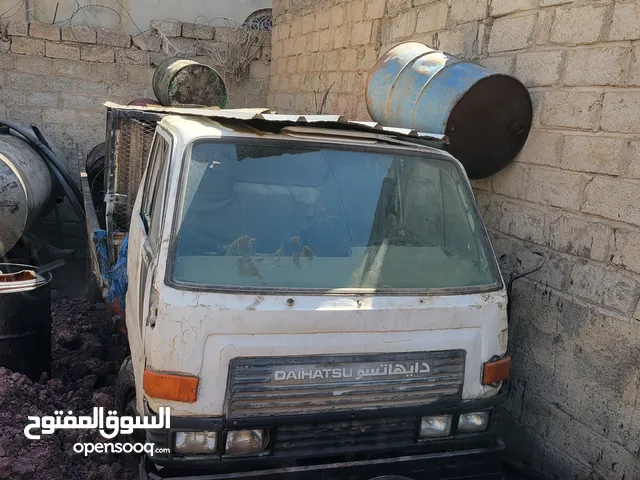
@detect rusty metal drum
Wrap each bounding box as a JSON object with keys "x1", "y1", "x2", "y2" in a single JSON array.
[
  {"x1": 0, "y1": 133, "x2": 59, "y2": 256},
  {"x1": 366, "y1": 42, "x2": 532, "y2": 179},
  {"x1": 153, "y1": 58, "x2": 228, "y2": 107},
  {"x1": 0, "y1": 264, "x2": 52, "y2": 380}
]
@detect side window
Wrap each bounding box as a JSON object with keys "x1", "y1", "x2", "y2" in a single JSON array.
[{"x1": 140, "y1": 133, "x2": 170, "y2": 251}]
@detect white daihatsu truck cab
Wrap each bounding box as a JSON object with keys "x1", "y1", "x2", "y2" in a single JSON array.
[{"x1": 85, "y1": 104, "x2": 510, "y2": 480}]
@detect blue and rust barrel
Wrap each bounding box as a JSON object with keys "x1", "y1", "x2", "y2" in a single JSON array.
[{"x1": 366, "y1": 42, "x2": 532, "y2": 179}]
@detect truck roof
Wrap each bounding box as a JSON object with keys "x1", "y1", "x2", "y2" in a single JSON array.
[{"x1": 104, "y1": 102, "x2": 449, "y2": 150}]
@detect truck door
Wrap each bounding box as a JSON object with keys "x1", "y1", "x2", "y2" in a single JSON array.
[{"x1": 127, "y1": 130, "x2": 171, "y2": 361}]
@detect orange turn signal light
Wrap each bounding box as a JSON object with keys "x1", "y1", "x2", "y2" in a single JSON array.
[
  {"x1": 143, "y1": 366, "x2": 199, "y2": 403},
  {"x1": 482, "y1": 356, "x2": 511, "y2": 385}
]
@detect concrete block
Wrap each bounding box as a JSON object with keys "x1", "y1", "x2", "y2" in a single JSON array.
[
  {"x1": 131, "y1": 33, "x2": 162, "y2": 52},
  {"x1": 181, "y1": 22, "x2": 215, "y2": 40},
  {"x1": 365, "y1": 0, "x2": 387, "y2": 19},
  {"x1": 488, "y1": 13, "x2": 536, "y2": 53},
  {"x1": 42, "y1": 107, "x2": 78, "y2": 124},
  {"x1": 613, "y1": 229, "x2": 640, "y2": 275},
  {"x1": 339, "y1": 48, "x2": 359, "y2": 71},
  {"x1": 151, "y1": 19, "x2": 182, "y2": 38},
  {"x1": 516, "y1": 131, "x2": 563, "y2": 167},
  {"x1": 569, "y1": 259, "x2": 639, "y2": 313},
  {"x1": 583, "y1": 176, "x2": 640, "y2": 227},
  {"x1": 59, "y1": 93, "x2": 97, "y2": 110},
  {"x1": 45, "y1": 42, "x2": 80, "y2": 60},
  {"x1": 609, "y1": 2, "x2": 640, "y2": 41},
  {"x1": 490, "y1": 0, "x2": 537, "y2": 17},
  {"x1": 81, "y1": 45, "x2": 115, "y2": 63},
  {"x1": 627, "y1": 141, "x2": 640, "y2": 178},
  {"x1": 301, "y1": 14, "x2": 316, "y2": 35},
  {"x1": 315, "y1": 10, "x2": 330, "y2": 29},
  {"x1": 515, "y1": 50, "x2": 562, "y2": 87},
  {"x1": 351, "y1": 22, "x2": 373, "y2": 46},
  {"x1": 61, "y1": 25, "x2": 96, "y2": 44},
  {"x1": 0, "y1": 38, "x2": 9, "y2": 53},
  {"x1": 564, "y1": 47, "x2": 628, "y2": 86},
  {"x1": 389, "y1": 9, "x2": 418, "y2": 40},
  {"x1": 115, "y1": 48, "x2": 148, "y2": 65},
  {"x1": 492, "y1": 162, "x2": 528, "y2": 199},
  {"x1": 0, "y1": 52, "x2": 15, "y2": 70},
  {"x1": 601, "y1": 92, "x2": 640, "y2": 134},
  {"x1": 498, "y1": 201, "x2": 546, "y2": 244},
  {"x1": 415, "y1": 2, "x2": 448, "y2": 34},
  {"x1": 547, "y1": 215, "x2": 613, "y2": 261},
  {"x1": 547, "y1": 405, "x2": 640, "y2": 480},
  {"x1": 330, "y1": 3, "x2": 348, "y2": 26},
  {"x1": 541, "y1": 91, "x2": 602, "y2": 130},
  {"x1": 14, "y1": 54, "x2": 53, "y2": 74},
  {"x1": 96, "y1": 28, "x2": 131, "y2": 48},
  {"x1": 11, "y1": 36, "x2": 45, "y2": 56},
  {"x1": 7, "y1": 20, "x2": 29, "y2": 37},
  {"x1": 359, "y1": 45, "x2": 378, "y2": 70},
  {"x1": 526, "y1": 165, "x2": 591, "y2": 210},
  {"x1": 334, "y1": 25, "x2": 351, "y2": 49},
  {"x1": 542, "y1": 444, "x2": 592, "y2": 480},
  {"x1": 477, "y1": 55, "x2": 514, "y2": 74},
  {"x1": 26, "y1": 92, "x2": 58, "y2": 107},
  {"x1": 40, "y1": 75, "x2": 73, "y2": 92},
  {"x1": 6, "y1": 105, "x2": 42, "y2": 125},
  {"x1": 450, "y1": 0, "x2": 487, "y2": 24},
  {"x1": 74, "y1": 80, "x2": 109, "y2": 96},
  {"x1": 560, "y1": 135, "x2": 628, "y2": 175},
  {"x1": 550, "y1": 5, "x2": 607, "y2": 45},
  {"x1": 387, "y1": 0, "x2": 413, "y2": 15},
  {"x1": 6, "y1": 71, "x2": 39, "y2": 89},
  {"x1": 162, "y1": 37, "x2": 197, "y2": 56},
  {"x1": 348, "y1": 0, "x2": 367, "y2": 23},
  {"x1": 527, "y1": 249, "x2": 569, "y2": 290},
  {"x1": 29, "y1": 21, "x2": 60, "y2": 41},
  {"x1": 534, "y1": 8, "x2": 553, "y2": 46},
  {"x1": 428, "y1": 22, "x2": 477, "y2": 58}
]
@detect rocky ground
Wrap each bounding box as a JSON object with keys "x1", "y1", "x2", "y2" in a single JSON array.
[{"x1": 0, "y1": 260, "x2": 134, "y2": 480}]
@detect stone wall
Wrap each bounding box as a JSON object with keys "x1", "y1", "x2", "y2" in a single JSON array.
[
  {"x1": 269, "y1": 0, "x2": 640, "y2": 478},
  {"x1": 0, "y1": 19, "x2": 270, "y2": 251}
]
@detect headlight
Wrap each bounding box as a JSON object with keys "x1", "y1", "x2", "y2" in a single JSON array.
[
  {"x1": 419, "y1": 415, "x2": 452, "y2": 437},
  {"x1": 458, "y1": 412, "x2": 489, "y2": 433},
  {"x1": 225, "y1": 429, "x2": 269, "y2": 456},
  {"x1": 174, "y1": 431, "x2": 218, "y2": 454}
]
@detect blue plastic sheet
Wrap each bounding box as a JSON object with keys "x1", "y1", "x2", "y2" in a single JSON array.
[{"x1": 92, "y1": 229, "x2": 128, "y2": 312}]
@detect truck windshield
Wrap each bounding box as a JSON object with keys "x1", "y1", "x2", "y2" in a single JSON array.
[{"x1": 171, "y1": 141, "x2": 500, "y2": 292}]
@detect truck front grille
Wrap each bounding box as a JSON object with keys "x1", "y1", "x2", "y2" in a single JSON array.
[
  {"x1": 274, "y1": 415, "x2": 417, "y2": 456},
  {"x1": 226, "y1": 351, "x2": 465, "y2": 418}
]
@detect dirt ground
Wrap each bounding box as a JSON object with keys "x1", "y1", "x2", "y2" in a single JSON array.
[{"x1": 0, "y1": 258, "x2": 134, "y2": 480}]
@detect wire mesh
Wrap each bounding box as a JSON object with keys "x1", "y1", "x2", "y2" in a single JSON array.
[{"x1": 112, "y1": 118, "x2": 156, "y2": 231}]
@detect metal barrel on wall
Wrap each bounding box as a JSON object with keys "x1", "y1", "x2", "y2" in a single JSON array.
[
  {"x1": 366, "y1": 42, "x2": 532, "y2": 179},
  {"x1": 153, "y1": 58, "x2": 228, "y2": 108},
  {"x1": 0, "y1": 264, "x2": 52, "y2": 381},
  {"x1": 0, "y1": 131, "x2": 67, "y2": 256}
]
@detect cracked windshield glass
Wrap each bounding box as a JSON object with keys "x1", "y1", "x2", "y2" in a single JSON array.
[{"x1": 173, "y1": 142, "x2": 499, "y2": 290}]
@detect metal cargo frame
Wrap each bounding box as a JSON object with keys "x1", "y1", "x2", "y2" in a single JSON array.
[{"x1": 104, "y1": 106, "x2": 164, "y2": 263}]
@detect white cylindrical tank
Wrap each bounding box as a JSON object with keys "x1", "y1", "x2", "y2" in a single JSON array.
[{"x1": 0, "y1": 133, "x2": 62, "y2": 256}]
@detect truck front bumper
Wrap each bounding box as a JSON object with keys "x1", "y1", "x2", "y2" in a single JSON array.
[
  {"x1": 141, "y1": 395, "x2": 505, "y2": 480},
  {"x1": 141, "y1": 440, "x2": 505, "y2": 480}
]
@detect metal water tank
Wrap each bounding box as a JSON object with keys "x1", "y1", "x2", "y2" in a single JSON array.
[
  {"x1": 366, "y1": 42, "x2": 532, "y2": 179},
  {"x1": 0, "y1": 132, "x2": 66, "y2": 256},
  {"x1": 153, "y1": 58, "x2": 228, "y2": 107},
  {"x1": 0, "y1": 264, "x2": 52, "y2": 380}
]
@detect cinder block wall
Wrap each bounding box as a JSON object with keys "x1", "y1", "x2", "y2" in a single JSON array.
[
  {"x1": 0, "y1": 20, "x2": 271, "y2": 251},
  {"x1": 269, "y1": 1, "x2": 640, "y2": 478}
]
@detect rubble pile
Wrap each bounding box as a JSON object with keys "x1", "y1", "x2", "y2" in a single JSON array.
[{"x1": 0, "y1": 290, "x2": 134, "y2": 480}]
